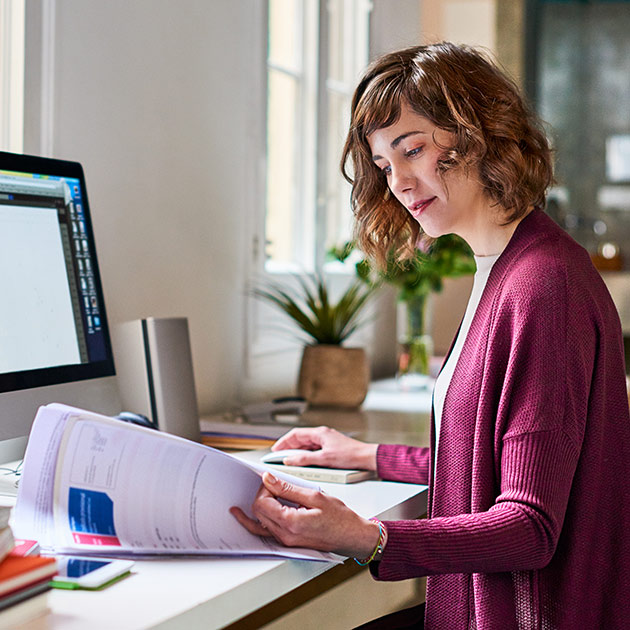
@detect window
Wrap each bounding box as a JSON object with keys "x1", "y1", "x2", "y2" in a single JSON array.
[
  {"x1": 246, "y1": 0, "x2": 372, "y2": 369},
  {"x1": 264, "y1": 0, "x2": 372, "y2": 272},
  {"x1": 0, "y1": 0, "x2": 25, "y2": 153}
]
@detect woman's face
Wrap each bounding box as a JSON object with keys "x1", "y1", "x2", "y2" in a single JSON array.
[{"x1": 367, "y1": 103, "x2": 488, "y2": 240}]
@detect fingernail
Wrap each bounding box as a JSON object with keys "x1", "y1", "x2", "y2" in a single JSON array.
[{"x1": 265, "y1": 472, "x2": 278, "y2": 485}]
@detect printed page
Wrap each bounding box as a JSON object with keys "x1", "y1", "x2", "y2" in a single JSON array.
[
  {"x1": 12, "y1": 404, "x2": 76, "y2": 547},
  {"x1": 49, "y1": 410, "x2": 337, "y2": 562}
]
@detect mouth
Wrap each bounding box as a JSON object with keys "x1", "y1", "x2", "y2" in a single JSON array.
[{"x1": 408, "y1": 197, "x2": 436, "y2": 218}]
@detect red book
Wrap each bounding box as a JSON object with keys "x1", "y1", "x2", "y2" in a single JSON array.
[
  {"x1": 10, "y1": 539, "x2": 40, "y2": 557},
  {"x1": 0, "y1": 556, "x2": 57, "y2": 597}
]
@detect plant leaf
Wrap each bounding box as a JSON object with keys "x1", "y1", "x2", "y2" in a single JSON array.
[{"x1": 252, "y1": 273, "x2": 375, "y2": 345}]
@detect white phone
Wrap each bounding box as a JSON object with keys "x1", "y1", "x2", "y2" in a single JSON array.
[{"x1": 50, "y1": 556, "x2": 135, "y2": 589}]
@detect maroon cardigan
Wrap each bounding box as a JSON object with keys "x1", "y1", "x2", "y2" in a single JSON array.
[{"x1": 374, "y1": 210, "x2": 630, "y2": 629}]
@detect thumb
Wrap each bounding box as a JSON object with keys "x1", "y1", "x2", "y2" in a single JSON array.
[{"x1": 262, "y1": 472, "x2": 318, "y2": 507}]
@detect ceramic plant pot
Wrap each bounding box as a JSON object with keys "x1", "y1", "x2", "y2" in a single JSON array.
[{"x1": 297, "y1": 344, "x2": 370, "y2": 408}]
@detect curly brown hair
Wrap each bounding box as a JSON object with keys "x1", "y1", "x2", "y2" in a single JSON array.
[{"x1": 341, "y1": 42, "x2": 553, "y2": 267}]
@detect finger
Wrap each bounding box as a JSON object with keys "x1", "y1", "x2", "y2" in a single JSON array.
[
  {"x1": 249, "y1": 494, "x2": 312, "y2": 548},
  {"x1": 270, "y1": 430, "x2": 295, "y2": 451},
  {"x1": 283, "y1": 449, "x2": 326, "y2": 467},
  {"x1": 272, "y1": 428, "x2": 324, "y2": 451},
  {"x1": 261, "y1": 472, "x2": 322, "y2": 509},
  {"x1": 229, "y1": 506, "x2": 272, "y2": 537}
]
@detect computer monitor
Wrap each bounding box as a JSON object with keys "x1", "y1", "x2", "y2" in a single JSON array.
[{"x1": 0, "y1": 152, "x2": 120, "y2": 463}]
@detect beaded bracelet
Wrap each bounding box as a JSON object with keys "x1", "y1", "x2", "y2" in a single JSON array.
[{"x1": 354, "y1": 518, "x2": 387, "y2": 566}]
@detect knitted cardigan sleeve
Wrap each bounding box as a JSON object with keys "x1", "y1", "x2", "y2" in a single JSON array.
[
  {"x1": 373, "y1": 249, "x2": 592, "y2": 580},
  {"x1": 376, "y1": 443, "x2": 430, "y2": 485},
  {"x1": 375, "y1": 431, "x2": 579, "y2": 579}
]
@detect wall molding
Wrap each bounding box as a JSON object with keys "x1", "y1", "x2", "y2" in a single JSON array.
[{"x1": 39, "y1": 0, "x2": 56, "y2": 157}]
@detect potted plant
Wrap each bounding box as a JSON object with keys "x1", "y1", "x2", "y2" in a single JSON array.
[
  {"x1": 331, "y1": 234, "x2": 476, "y2": 386},
  {"x1": 253, "y1": 273, "x2": 375, "y2": 407}
]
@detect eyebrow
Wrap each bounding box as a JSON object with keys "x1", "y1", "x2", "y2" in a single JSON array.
[{"x1": 372, "y1": 130, "x2": 428, "y2": 162}]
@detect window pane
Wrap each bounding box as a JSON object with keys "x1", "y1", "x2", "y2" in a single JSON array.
[
  {"x1": 266, "y1": 69, "x2": 298, "y2": 264},
  {"x1": 324, "y1": 0, "x2": 370, "y2": 252},
  {"x1": 268, "y1": 0, "x2": 301, "y2": 71},
  {"x1": 328, "y1": 0, "x2": 367, "y2": 85},
  {"x1": 325, "y1": 90, "x2": 353, "y2": 250},
  {"x1": 328, "y1": 0, "x2": 344, "y2": 83},
  {"x1": 264, "y1": 0, "x2": 369, "y2": 271}
]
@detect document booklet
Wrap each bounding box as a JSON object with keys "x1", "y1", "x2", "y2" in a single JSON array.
[{"x1": 13, "y1": 404, "x2": 340, "y2": 563}]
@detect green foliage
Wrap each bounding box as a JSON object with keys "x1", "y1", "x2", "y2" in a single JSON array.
[
  {"x1": 329, "y1": 234, "x2": 476, "y2": 302},
  {"x1": 253, "y1": 273, "x2": 374, "y2": 345}
]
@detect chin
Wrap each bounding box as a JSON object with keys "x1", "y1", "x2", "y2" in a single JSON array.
[{"x1": 417, "y1": 222, "x2": 445, "y2": 239}]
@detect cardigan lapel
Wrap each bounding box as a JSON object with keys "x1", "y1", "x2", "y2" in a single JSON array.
[{"x1": 431, "y1": 209, "x2": 551, "y2": 517}]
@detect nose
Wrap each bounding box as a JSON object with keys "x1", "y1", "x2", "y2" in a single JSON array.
[{"x1": 389, "y1": 163, "x2": 415, "y2": 197}]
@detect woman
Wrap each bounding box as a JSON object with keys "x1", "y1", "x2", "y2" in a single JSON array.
[{"x1": 231, "y1": 43, "x2": 630, "y2": 629}]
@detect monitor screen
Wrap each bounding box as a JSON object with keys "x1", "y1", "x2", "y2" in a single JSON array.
[{"x1": 0, "y1": 152, "x2": 115, "y2": 405}]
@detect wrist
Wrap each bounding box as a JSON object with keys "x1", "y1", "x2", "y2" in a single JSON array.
[
  {"x1": 355, "y1": 442, "x2": 378, "y2": 471},
  {"x1": 354, "y1": 518, "x2": 388, "y2": 565}
]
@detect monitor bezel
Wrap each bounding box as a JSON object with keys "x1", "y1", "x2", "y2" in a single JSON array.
[{"x1": 0, "y1": 151, "x2": 116, "y2": 393}]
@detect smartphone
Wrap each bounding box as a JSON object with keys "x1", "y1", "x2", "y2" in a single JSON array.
[{"x1": 50, "y1": 556, "x2": 135, "y2": 590}]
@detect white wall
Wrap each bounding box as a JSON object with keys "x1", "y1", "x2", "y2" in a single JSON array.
[
  {"x1": 421, "y1": 0, "x2": 497, "y2": 52},
  {"x1": 22, "y1": 0, "x2": 424, "y2": 414},
  {"x1": 24, "y1": 0, "x2": 264, "y2": 413},
  {"x1": 371, "y1": 0, "x2": 421, "y2": 57}
]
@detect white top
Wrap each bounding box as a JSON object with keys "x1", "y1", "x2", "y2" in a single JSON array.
[{"x1": 432, "y1": 254, "x2": 500, "y2": 470}]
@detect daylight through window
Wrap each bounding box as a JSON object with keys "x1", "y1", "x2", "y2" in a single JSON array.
[{"x1": 265, "y1": 0, "x2": 371, "y2": 272}]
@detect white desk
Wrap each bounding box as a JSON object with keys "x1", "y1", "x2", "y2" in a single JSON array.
[
  {"x1": 11, "y1": 479, "x2": 426, "y2": 630},
  {"x1": 6, "y1": 379, "x2": 432, "y2": 629}
]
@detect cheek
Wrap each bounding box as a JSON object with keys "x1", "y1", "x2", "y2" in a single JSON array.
[
  {"x1": 385, "y1": 185, "x2": 404, "y2": 206},
  {"x1": 430, "y1": 163, "x2": 445, "y2": 189},
  {"x1": 390, "y1": 188, "x2": 404, "y2": 203}
]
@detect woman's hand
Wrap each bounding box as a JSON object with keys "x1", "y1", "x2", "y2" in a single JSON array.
[
  {"x1": 230, "y1": 472, "x2": 381, "y2": 558},
  {"x1": 272, "y1": 426, "x2": 378, "y2": 471}
]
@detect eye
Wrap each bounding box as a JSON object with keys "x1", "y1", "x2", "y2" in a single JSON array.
[
  {"x1": 405, "y1": 146, "x2": 424, "y2": 158},
  {"x1": 378, "y1": 164, "x2": 391, "y2": 177}
]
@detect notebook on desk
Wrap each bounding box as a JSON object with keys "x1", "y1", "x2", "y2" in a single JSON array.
[
  {"x1": 233, "y1": 449, "x2": 375, "y2": 484},
  {"x1": 262, "y1": 463, "x2": 376, "y2": 484}
]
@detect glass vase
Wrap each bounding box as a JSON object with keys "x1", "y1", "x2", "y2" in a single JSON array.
[{"x1": 397, "y1": 294, "x2": 434, "y2": 390}]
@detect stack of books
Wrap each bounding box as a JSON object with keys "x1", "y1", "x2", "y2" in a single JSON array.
[
  {"x1": 0, "y1": 508, "x2": 12, "y2": 563},
  {"x1": 200, "y1": 418, "x2": 291, "y2": 450},
  {"x1": 0, "y1": 506, "x2": 57, "y2": 627}
]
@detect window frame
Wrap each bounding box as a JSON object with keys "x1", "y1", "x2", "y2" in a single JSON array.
[{"x1": 0, "y1": 0, "x2": 25, "y2": 154}]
